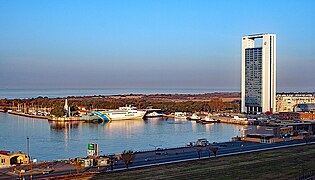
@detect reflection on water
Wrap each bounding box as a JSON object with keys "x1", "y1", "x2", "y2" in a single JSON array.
[
  {"x1": 49, "y1": 121, "x2": 80, "y2": 130},
  {"x1": 0, "y1": 113, "x2": 250, "y2": 161}
]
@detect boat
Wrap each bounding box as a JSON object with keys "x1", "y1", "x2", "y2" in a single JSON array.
[
  {"x1": 95, "y1": 106, "x2": 146, "y2": 121},
  {"x1": 189, "y1": 113, "x2": 201, "y2": 121},
  {"x1": 174, "y1": 112, "x2": 188, "y2": 119},
  {"x1": 201, "y1": 116, "x2": 220, "y2": 124},
  {"x1": 145, "y1": 111, "x2": 163, "y2": 118}
]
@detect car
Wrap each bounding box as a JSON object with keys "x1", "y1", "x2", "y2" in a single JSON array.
[
  {"x1": 144, "y1": 158, "x2": 152, "y2": 162},
  {"x1": 196, "y1": 138, "x2": 209, "y2": 147},
  {"x1": 42, "y1": 169, "x2": 54, "y2": 174},
  {"x1": 43, "y1": 170, "x2": 50, "y2": 174}
]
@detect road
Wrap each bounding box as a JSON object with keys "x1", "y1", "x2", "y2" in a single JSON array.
[{"x1": 1, "y1": 139, "x2": 314, "y2": 179}]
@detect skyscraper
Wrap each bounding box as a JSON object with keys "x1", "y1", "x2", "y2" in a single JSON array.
[{"x1": 241, "y1": 33, "x2": 276, "y2": 114}]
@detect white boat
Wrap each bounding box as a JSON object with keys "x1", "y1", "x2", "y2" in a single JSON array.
[
  {"x1": 201, "y1": 116, "x2": 219, "y2": 124},
  {"x1": 189, "y1": 113, "x2": 201, "y2": 120},
  {"x1": 145, "y1": 111, "x2": 163, "y2": 118},
  {"x1": 97, "y1": 106, "x2": 146, "y2": 121},
  {"x1": 174, "y1": 112, "x2": 188, "y2": 119}
]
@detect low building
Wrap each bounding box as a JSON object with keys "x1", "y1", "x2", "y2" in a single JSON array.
[
  {"x1": 279, "y1": 112, "x2": 301, "y2": 120},
  {"x1": 96, "y1": 156, "x2": 110, "y2": 166},
  {"x1": 242, "y1": 134, "x2": 284, "y2": 143},
  {"x1": 276, "y1": 93, "x2": 315, "y2": 112},
  {"x1": 279, "y1": 112, "x2": 315, "y2": 120},
  {"x1": 280, "y1": 126, "x2": 293, "y2": 136},
  {"x1": 0, "y1": 151, "x2": 30, "y2": 168},
  {"x1": 299, "y1": 112, "x2": 315, "y2": 120},
  {"x1": 294, "y1": 103, "x2": 315, "y2": 112},
  {"x1": 282, "y1": 122, "x2": 315, "y2": 135},
  {"x1": 241, "y1": 123, "x2": 313, "y2": 143},
  {"x1": 77, "y1": 156, "x2": 110, "y2": 167}
]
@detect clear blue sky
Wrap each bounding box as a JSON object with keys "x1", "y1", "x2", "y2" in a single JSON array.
[{"x1": 0, "y1": 0, "x2": 314, "y2": 91}]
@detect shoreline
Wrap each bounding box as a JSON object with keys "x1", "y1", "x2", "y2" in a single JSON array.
[
  {"x1": 4, "y1": 111, "x2": 48, "y2": 120},
  {"x1": 2, "y1": 140, "x2": 314, "y2": 179},
  {"x1": 1, "y1": 109, "x2": 252, "y2": 125},
  {"x1": 0, "y1": 110, "x2": 86, "y2": 121}
]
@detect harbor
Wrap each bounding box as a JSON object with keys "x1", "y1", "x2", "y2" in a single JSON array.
[{"x1": 0, "y1": 112, "x2": 246, "y2": 161}]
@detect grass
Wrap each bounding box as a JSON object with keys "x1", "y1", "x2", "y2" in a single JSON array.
[{"x1": 90, "y1": 144, "x2": 315, "y2": 180}]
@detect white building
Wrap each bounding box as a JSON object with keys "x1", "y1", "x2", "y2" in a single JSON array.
[
  {"x1": 241, "y1": 33, "x2": 276, "y2": 114},
  {"x1": 276, "y1": 93, "x2": 315, "y2": 112}
]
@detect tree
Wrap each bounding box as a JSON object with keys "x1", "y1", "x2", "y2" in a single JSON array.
[
  {"x1": 74, "y1": 160, "x2": 83, "y2": 174},
  {"x1": 304, "y1": 133, "x2": 313, "y2": 143},
  {"x1": 50, "y1": 106, "x2": 65, "y2": 117},
  {"x1": 209, "y1": 146, "x2": 219, "y2": 157},
  {"x1": 108, "y1": 156, "x2": 115, "y2": 170},
  {"x1": 120, "y1": 150, "x2": 135, "y2": 169},
  {"x1": 196, "y1": 148, "x2": 202, "y2": 159}
]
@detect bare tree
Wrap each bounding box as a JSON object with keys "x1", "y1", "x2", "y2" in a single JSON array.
[
  {"x1": 120, "y1": 150, "x2": 135, "y2": 169},
  {"x1": 197, "y1": 148, "x2": 202, "y2": 159},
  {"x1": 209, "y1": 146, "x2": 219, "y2": 157},
  {"x1": 304, "y1": 133, "x2": 313, "y2": 143},
  {"x1": 74, "y1": 160, "x2": 83, "y2": 174},
  {"x1": 108, "y1": 157, "x2": 115, "y2": 171}
]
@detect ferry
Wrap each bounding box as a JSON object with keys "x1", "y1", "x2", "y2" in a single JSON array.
[{"x1": 95, "y1": 106, "x2": 146, "y2": 121}]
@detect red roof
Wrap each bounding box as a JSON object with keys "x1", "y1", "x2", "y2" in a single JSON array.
[{"x1": 0, "y1": 151, "x2": 10, "y2": 155}]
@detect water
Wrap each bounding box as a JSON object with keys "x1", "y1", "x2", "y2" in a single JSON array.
[
  {"x1": 0, "y1": 113, "x2": 247, "y2": 161},
  {"x1": 0, "y1": 88, "x2": 238, "y2": 99}
]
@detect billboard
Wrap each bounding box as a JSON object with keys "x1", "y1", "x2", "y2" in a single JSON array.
[{"x1": 87, "y1": 143, "x2": 98, "y2": 156}]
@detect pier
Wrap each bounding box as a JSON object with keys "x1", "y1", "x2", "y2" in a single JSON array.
[
  {"x1": 7, "y1": 111, "x2": 49, "y2": 120},
  {"x1": 215, "y1": 116, "x2": 250, "y2": 125},
  {"x1": 48, "y1": 116, "x2": 83, "y2": 121}
]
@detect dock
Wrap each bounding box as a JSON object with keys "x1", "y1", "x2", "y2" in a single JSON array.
[
  {"x1": 7, "y1": 111, "x2": 48, "y2": 120},
  {"x1": 48, "y1": 116, "x2": 84, "y2": 121},
  {"x1": 215, "y1": 116, "x2": 250, "y2": 125}
]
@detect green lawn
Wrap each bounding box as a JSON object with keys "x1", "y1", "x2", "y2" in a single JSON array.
[{"x1": 91, "y1": 144, "x2": 315, "y2": 180}]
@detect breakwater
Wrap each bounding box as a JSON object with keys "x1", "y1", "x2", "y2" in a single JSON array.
[
  {"x1": 7, "y1": 111, "x2": 48, "y2": 120},
  {"x1": 48, "y1": 116, "x2": 83, "y2": 121}
]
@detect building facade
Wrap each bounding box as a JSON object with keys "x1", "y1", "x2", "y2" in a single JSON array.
[
  {"x1": 276, "y1": 93, "x2": 315, "y2": 112},
  {"x1": 0, "y1": 151, "x2": 30, "y2": 167},
  {"x1": 241, "y1": 33, "x2": 276, "y2": 114}
]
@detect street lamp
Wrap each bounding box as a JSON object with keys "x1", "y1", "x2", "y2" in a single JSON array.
[
  {"x1": 149, "y1": 144, "x2": 162, "y2": 160},
  {"x1": 26, "y1": 136, "x2": 30, "y2": 157}
]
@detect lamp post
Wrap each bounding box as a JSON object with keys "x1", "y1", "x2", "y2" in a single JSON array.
[
  {"x1": 26, "y1": 136, "x2": 32, "y2": 180},
  {"x1": 149, "y1": 144, "x2": 161, "y2": 160},
  {"x1": 26, "y1": 136, "x2": 30, "y2": 157}
]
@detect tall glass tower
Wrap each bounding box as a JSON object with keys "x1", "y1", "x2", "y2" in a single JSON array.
[{"x1": 241, "y1": 33, "x2": 276, "y2": 114}]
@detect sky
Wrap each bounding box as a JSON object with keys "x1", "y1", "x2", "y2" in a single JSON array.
[{"x1": 0, "y1": 0, "x2": 314, "y2": 91}]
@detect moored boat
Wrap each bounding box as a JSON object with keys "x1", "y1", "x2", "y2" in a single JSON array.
[
  {"x1": 201, "y1": 116, "x2": 220, "y2": 124},
  {"x1": 189, "y1": 113, "x2": 201, "y2": 121},
  {"x1": 95, "y1": 106, "x2": 146, "y2": 121},
  {"x1": 174, "y1": 112, "x2": 188, "y2": 120},
  {"x1": 145, "y1": 111, "x2": 163, "y2": 118}
]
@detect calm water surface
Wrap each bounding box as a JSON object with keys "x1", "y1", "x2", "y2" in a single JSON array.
[{"x1": 0, "y1": 113, "x2": 247, "y2": 161}]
